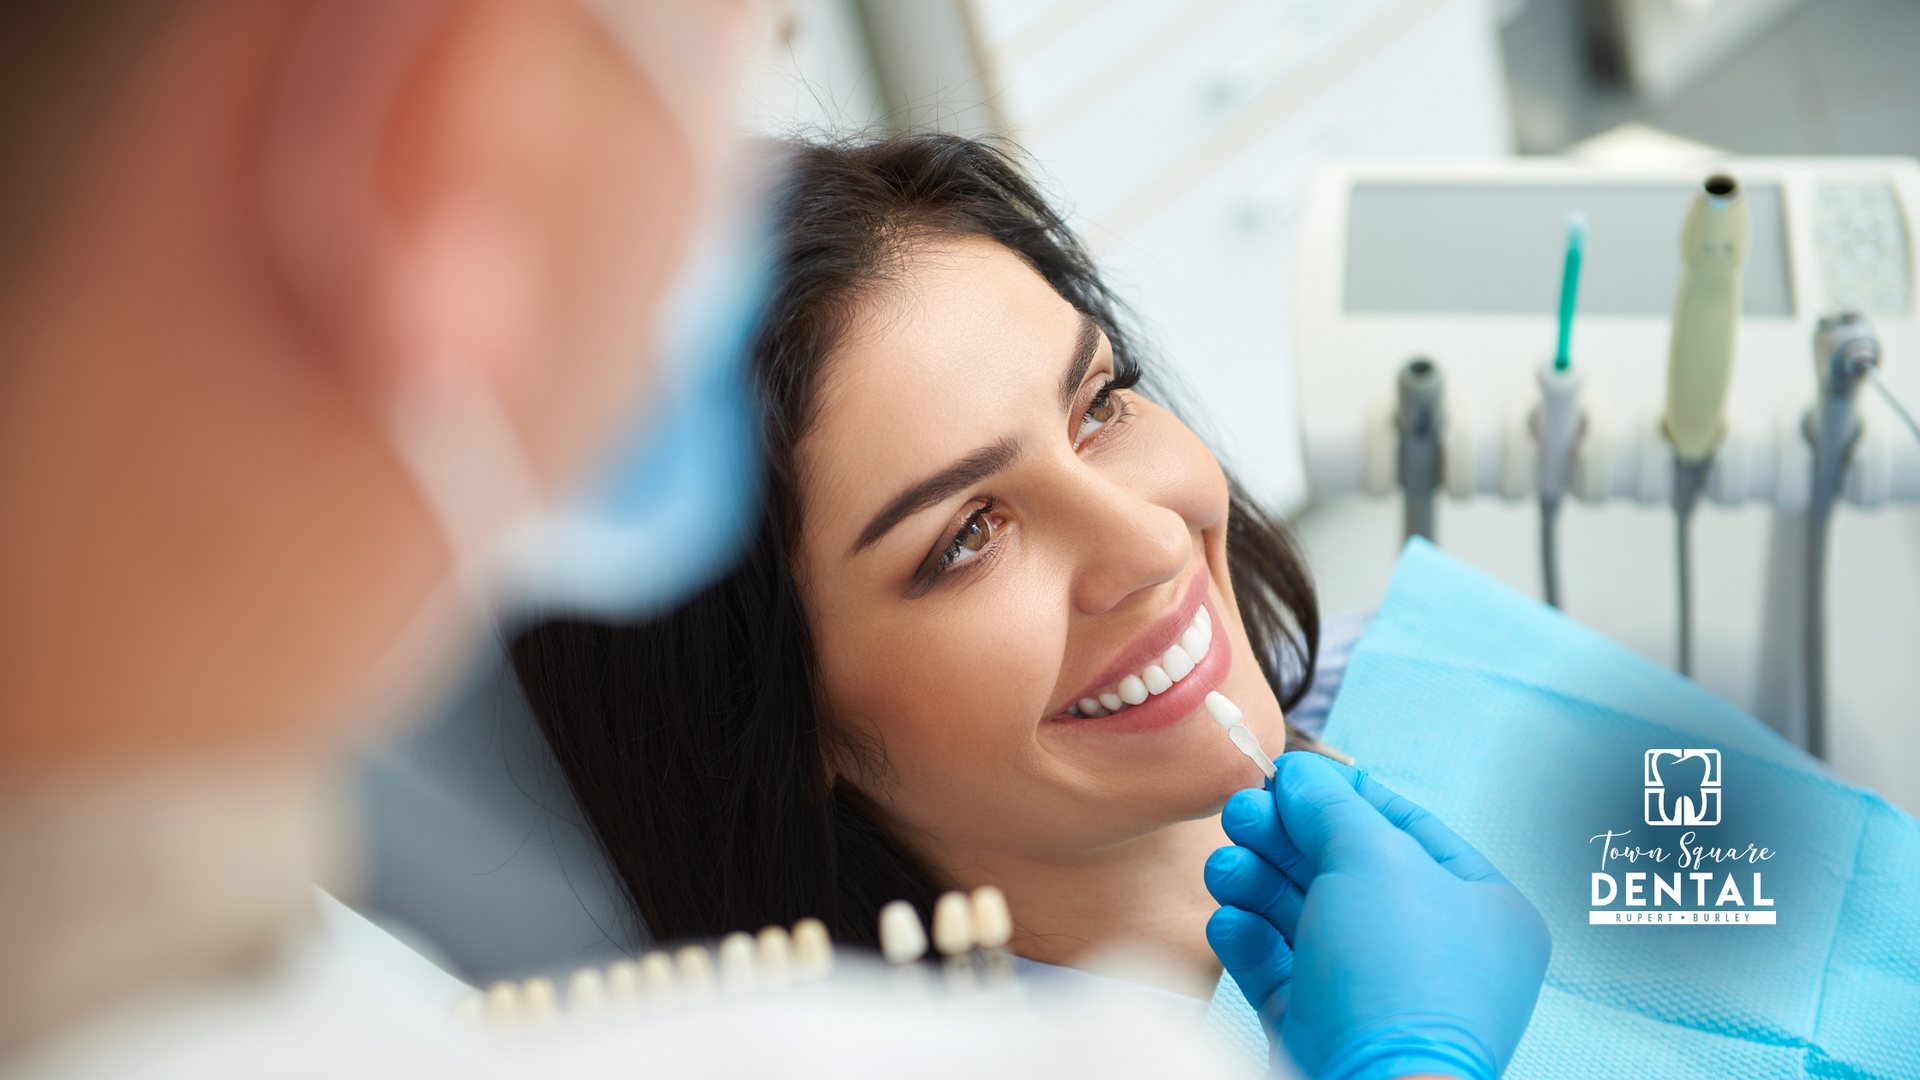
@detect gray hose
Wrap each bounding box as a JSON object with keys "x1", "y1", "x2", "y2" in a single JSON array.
[
  {"x1": 1540, "y1": 497, "x2": 1562, "y2": 609},
  {"x1": 1396, "y1": 358, "x2": 1445, "y2": 544},
  {"x1": 1671, "y1": 460, "x2": 1712, "y2": 678},
  {"x1": 1802, "y1": 311, "x2": 1879, "y2": 759}
]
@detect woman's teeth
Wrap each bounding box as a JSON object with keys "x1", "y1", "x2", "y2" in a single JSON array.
[{"x1": 1066, "y1": 605, "x2": 1212, "y2": 719}]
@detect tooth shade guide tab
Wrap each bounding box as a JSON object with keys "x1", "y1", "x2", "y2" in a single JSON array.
[
  {"x1": 970, "y1": 885, "x2": 1013, "y2": 949},
  {"x1": 1204, "y1": 691, "x2": 1243, "y2": 729},
  {"x1": 485, "y1": 980, "x2": 521, "y2": 1028},
  {"x1": 520, "y1": 976, "x2": 558, "y2": 1025},
  {"x1": 605, "y1": 958, "x2": 641, "y2": 1002},
  {"x1": 567, "y1": 967, "x2": 605, "y2": 1013},
  {"x1": 879, "y1": 899, "x2": 929, "y2": 964},
  {"x1": 756, "y1": 925, "x2": 793, "y2": 989},
  {"x1": 792, "y1": 917, "x2": 834, "y2": 981},
  {"x1": 638, "y1": 952, "x2": 675, "y2": 1002},
  {"x1": 932, "y1": 891, "x2": 976, "y2": 955},
  {"x1": 718, "y1": 932, "x2": 757, "y2": 994}
]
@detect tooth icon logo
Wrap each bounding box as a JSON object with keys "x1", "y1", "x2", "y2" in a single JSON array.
[{"x1": 1644, "y1": 749, "x2": 1721, "y2": 827}]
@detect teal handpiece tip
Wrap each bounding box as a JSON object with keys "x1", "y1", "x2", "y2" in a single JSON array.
[{"x1": 1554, "y1": 211, "x2": 1588, "y2": 372}]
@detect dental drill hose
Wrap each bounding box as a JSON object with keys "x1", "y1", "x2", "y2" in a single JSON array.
[
  {"x1": 1535, "y1": 364, "x2": 1584, "y2": 609},
  {"x1": 1396, "y1": 358, "x2": 1445, "y2": 544},
  {"x1": 1804, "y1": 312, "x2": 1879, "y2": 760},
  {"x1": 1663, "y1": 174, "x2": 1750, "y2": 676}
]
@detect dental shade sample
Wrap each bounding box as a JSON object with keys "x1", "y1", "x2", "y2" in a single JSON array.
[
  {"x1": 1205, "y1": 692, "x2": 1276, "y2": 782},
  {"x1": 756, "y1": 925, "x2": 793, "y2": 990},
  {"x1": 970, "y1": 886, "x2": 1013, "y2": 949},
  {"x1": 879, "y1": 900, "x2": 929, "y2": 965},
  {"x1": 932, "y1": 892, "x2": 976, "y2": 956}
]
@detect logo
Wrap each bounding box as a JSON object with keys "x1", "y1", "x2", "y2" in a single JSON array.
[{"x1": 1645, "y1": 749, "x2": 1721, "y2": 826}]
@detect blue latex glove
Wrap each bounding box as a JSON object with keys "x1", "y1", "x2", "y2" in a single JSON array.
[{"x1": 1204, "y1": 752, "x2": 1550, "y2": 1080}]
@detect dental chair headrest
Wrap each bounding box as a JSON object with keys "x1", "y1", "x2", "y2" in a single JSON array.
[{"x1": 354, "y1": 643, "x2": 642, "y2": 984}]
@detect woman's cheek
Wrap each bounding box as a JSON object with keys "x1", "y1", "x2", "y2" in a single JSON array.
[{"x1": 1122, "y1": 402, "x2": 1230, "y2": 534}]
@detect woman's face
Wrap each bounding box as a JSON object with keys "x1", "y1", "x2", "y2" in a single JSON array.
[{"x1": 794, "y1": 234, "x2": 1286, "y2": 871}]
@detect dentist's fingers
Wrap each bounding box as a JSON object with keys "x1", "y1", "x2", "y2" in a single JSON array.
[
  {"x1": 1221, "y1": 787, "x2": 1316, "y2": 887},
  {"x1": 1351, "y1": 771, "x2": 1511, "y2": 885},
  {"x1": 1204, "y1": 845, "x2": 1307, "y2": 941},
  {"x1": 1205, "y1": 906, "x2": 1293, "y2": 1015},
  {"x1": 1272, "y1": 752, "x2": 1423, "y2": 875}
]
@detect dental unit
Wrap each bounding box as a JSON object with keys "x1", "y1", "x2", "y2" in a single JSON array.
[
  {"x1": 1290, "y1": 157, "x2": 1920, "y2": 758},
  {"x1": 1065, "y1": 604, "x2": 1214, "y2": 718},
  {"x1": 1663, "y1": 174, "x2": 1750, "y2": 677}
]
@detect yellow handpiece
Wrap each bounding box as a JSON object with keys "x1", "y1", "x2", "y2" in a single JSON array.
[{"x1": 1663, "y1": 174, "x2": 1751, "y2": 464}]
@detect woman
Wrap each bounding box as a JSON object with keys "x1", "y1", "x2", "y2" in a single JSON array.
[{"x1": 513, "y1": 133, "x2": 1339, "y2": 996}]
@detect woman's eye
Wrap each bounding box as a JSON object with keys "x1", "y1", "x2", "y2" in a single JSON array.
[
  {"x1": 937, "y1": 505, "x2": 996, "y2": 573},
  {"x1": 1078, "y1": 385, "x2": 1117, "y2": 441}
]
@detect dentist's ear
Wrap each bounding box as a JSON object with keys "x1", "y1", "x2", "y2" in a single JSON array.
[{"x1": 259, "y1": 0, "x2": 703, "y2": 492}]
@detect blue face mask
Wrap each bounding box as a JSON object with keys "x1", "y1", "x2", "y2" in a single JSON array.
[
  {"x1": 492, "y1": 202, "x2": 773, "y2": 622},
  {"x1": 380, "y1": 172, "x2": 777, "y2": 627}
]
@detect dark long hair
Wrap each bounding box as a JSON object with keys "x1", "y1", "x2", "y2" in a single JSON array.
[{"x1": 511, "y1": 134, "x2": 1319, "y2": 951}]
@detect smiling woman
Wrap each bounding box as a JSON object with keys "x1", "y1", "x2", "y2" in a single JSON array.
[{"x1": 511, "y1": 134, "x2": 1334, "y2": 992}]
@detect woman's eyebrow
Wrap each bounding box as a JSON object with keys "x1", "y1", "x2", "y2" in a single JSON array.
[
  {"x1": 1058, "y1": 312, "x2": 1100, "y2": 409},
  {"x1": 852, "y1": 438, "x2": 1021, "y2": 554}
]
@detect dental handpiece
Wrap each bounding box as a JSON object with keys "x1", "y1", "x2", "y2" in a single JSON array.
[{"x1": 1206, "y1": 691, "x2": 1276, "y2": 782}]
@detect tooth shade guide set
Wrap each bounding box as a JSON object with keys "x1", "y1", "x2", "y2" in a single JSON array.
[
  {"x1": 456, "y1": 916, "x2": 836, "y2": 1029},
  {"x1": 879, "y1": 886, "x2": 1019, "y2": 985},
  {"x1": 1069, "y1": 605, "x2": 1213, "y2": 718}
]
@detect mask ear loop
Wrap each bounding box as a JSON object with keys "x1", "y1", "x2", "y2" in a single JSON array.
[{"x1": 378, "y1": 355, "x2": 547, "y2": 605}]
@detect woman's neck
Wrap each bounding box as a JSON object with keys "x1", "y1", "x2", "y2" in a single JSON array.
[{"x1": 943, "y1": 814, "x2": 1231, "y2": 999}]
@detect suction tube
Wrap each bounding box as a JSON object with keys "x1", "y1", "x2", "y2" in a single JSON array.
[
  {"x1": 1803, "y1": 311, "x2": 1879, "y2": 760},
  {"x1": 1663, "y1": 173, "x2": 1750, "y2": 676},
  {"x1": 1396, "y1": 358, "x2": 1445, "y2": 544}
]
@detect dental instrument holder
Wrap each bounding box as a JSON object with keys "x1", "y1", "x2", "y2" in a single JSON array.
[
  {"x1": 1663, "y1": 173, "x2": 1750, "y2": 677},
  {"x1": 1533, "y1": 362, "x2": 1585, "y2": 609},
  {"x1": 1803, "y1": 311, "x2": 1879, "y2": 760},
  {"x1": 1396, "y1": 358, "x2": 1446, "y2": 543}
]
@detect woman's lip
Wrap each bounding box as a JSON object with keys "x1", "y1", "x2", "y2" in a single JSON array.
[
  {"x1": 1046, "y1": 601, "x2": 1231, "y2": 735},
  {"x1": 1056, "y1": 573, "x2": 1212, "y2": 711}
]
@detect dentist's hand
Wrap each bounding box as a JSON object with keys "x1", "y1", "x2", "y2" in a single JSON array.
[{"x1": 1204, "y1": 753, "x2": 1550, "y2": 1080}]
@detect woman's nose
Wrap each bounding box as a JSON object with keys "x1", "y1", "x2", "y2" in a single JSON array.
[{"x1": 1053, "y1": 468, "x2": 1193, "y2": 617}]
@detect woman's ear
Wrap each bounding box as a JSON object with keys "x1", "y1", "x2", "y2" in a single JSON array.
[{"x1": 257, "y1": 0, "x2": 705, "y2": 486}]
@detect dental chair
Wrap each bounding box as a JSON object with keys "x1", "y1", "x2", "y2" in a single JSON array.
[{"x1": 353, "y1": 643, "x2": 641, "y2": 985}]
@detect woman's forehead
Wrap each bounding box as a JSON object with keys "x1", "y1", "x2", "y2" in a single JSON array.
[{"x1": 801, "y1": 237, "x2": 1086, "y2": 521}]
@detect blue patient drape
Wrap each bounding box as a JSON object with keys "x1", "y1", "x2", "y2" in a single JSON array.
[{"x1": 1299, "y1": 539, "x2": 1920, "y2": 1079}]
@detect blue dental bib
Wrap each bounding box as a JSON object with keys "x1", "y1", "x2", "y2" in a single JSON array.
[{"x1": 1317, "y1": 540, "x2": 1920, "y2": 1079}]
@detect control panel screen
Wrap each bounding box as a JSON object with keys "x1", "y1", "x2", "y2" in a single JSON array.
[{"x1": 1344, "y1": 182, "x2": 1795, "y2": 317}]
